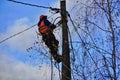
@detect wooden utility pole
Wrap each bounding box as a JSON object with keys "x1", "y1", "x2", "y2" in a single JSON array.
[{"x1": 60, "y1": 0, "x2": 71, "y2": 80}]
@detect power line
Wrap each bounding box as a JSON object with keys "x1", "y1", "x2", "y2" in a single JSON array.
[
  {"x1": 7, "y1": 0, "x2": 60, "y2": 11},
  {"x1": 68, "y1": 13, "x2": 106, "y2": 80},
  {"x1": 35, "y1": 48, "x2": 71, "y2": 80},
  {"x1": 51, "y1": 55, "x2": 53, "y2": 80},
  {"x1": 0, "y1": 24, "x2": 37, "y2": 44},
  {"x1": 0, "y1": 12, "x2": 59, "y2": 45},
  {"x1": 7, "y1": 0, "x2": 51, "y2": 9}
]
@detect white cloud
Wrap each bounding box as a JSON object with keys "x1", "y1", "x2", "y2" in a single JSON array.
[
  {"x1": 0, "y1": 53, "x2": 59, "y2": 80},
  {"x1": 0, "y1": 0, "x2": 87, "y2": 52},
  {"x1": 0, "y1": 1, "x2": 85, "y2": 79},
  {"x1": 1, "y1": 18, "x2": 37, "y2": 51}
]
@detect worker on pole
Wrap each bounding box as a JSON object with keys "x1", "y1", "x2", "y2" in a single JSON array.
[{"x1": 38, "y1": 15, "x2": 62, "y2": 63}]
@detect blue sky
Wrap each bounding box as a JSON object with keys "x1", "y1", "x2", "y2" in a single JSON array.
[
  {"x1": 0, "y1": 0, "x2": 60, "y2": 79},
  {"x1": 0, "y1": 0, "x2": 78, "y2": 62},
  {"x1": 0, "y1": 0, "x2": 58, "y2": 32},
  {"x1": 0, "y1": 0, "x2": 57, "y2": 61},
  {"x1": 0, "y1": 0, "x2": 59, "y2": 56},
  {"x1": 0, "y1": 0, "x2": 80, "y2": 80},
  {"x1": 1, "y1": 0, "x2": 119, "y2": 80}
]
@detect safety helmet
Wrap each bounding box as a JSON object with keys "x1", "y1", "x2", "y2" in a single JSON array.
[{"x1": 40, "y1": 15, "x2": 47, "y2": 19}]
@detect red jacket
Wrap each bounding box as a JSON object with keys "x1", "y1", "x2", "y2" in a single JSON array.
[{"x1": 38, "y1": 20, "x2": 51, "y2": 34}]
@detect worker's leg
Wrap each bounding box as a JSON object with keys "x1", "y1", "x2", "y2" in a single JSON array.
[
  {"x1": 49, "y1": 32, "x2": 59, "y2": 52},
  {"x1": 42, "y1": 33, "x2": 58, "y2": 55},
  {"x1": 42, "y1": 31, "x2": 61, "y2": 63},
  {"x1": 42, "y1": 33, "x2": 51, "y2": 48},
  {"x1": 49, "y1": 32, "x2": 62, "y2": 63}
]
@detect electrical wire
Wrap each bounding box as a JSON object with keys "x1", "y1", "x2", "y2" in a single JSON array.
[
  {"x1": 1, "y1": 0, "x2": 61, "y2": 44},
  {"x1": 68, "y1": 27, "x2": 75, "y2": 62},
  {"x1": 7, "y1": 0, "x2": 60, "y2": 11},
  {"x1": 57, "y1": 64, "x2": 62, "y2": 80},
  {"x1": 51, "y1": 55, "x2": 53, "y2": 80},
  {"x1": 68, "y1": 13, "x2": 106, "y2": 80},
  {"x1": 7, "y1": 0, "x2": 52, "y2": 9},
  {"x1": 2, "y1": 2, "x2": 78, "y2": 78},
  {"x1": 68, "y1": 26, "x2": 77, "y2": 80},
  {"x1": 0, "y1": 11, "x2": 58, "y2": 45},
  {"x1": 0, "y1": 23, "x2": 37, "y2": 44},
  {"x1": 55, "y1": 64, "x2": 71, "y2": 80},
  {"x1": 6, "y1": 0, "x2": 73, "y2": 79},
  {"x1": 34, "y1": 46, "x2": 72, "y2": 80},
  {"x1": 40, "y1": 52, "x2": 71, "y2": 80}
]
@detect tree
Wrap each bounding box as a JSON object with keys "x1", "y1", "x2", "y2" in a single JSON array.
[
  {"x1": 69, "y1": 0, "x2": 120, "y2": 80},
  {"x1": 28, "y1": 0, "x2": 120, "y2": 80}
]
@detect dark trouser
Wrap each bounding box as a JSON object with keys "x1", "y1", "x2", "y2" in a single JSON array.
[{"x1": 42, "y1": 31, "x2": 59, "y2": 55}]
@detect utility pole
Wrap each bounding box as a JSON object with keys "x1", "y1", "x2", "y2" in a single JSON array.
[{"x1": 60, "y1": 0, "x2": 71, "y2": 80}]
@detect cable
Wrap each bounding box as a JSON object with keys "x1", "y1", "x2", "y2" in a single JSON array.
[
  {"x1": 0, "y1": 12, "x2": 57, "y2": 45},
  {"x1": 39, "y1": 52, "x2": 71, "y2": 80},
  {"x1": 51, "y1": 55, "x2": 53, "y2": 80},
  {"x1": 68, "y1": 26, "x2": 77, "y2": 80},
  {"x1": 1, "y1": 0, "x2": 59, "y2": 44},
  {"x1": 68, "y1": 27, "x2": 75, "y2": 62},
  {"x1": 7, "y1": 0, "x2": 60, "y2": 11},
  {"x1": 0, "y1": 23, "x2": 37, "y2": 44},
  {"x1": 34, "y1": 44, "x2": 71, "y2": 80},
  {"x1": 68, "y1": 13, "x2": 106, "y2": 80},
  {"x1": 54, "y1": 63, "x2": 61, "y2": 80},
  {"x1": 58, "y1": 64, "x2": 62, "y2": 80},
  {"x1": 7, "y1": 0, "x2": 51, "y2": 9}
]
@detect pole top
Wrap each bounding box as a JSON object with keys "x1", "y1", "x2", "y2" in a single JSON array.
[{"x1": 60, "y1": 0, "x2": 65, "y2": 1}]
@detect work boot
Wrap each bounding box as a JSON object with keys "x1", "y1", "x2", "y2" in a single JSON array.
[{"x1": 52, "y1": 54, "x2": 62, "y2": 63}]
